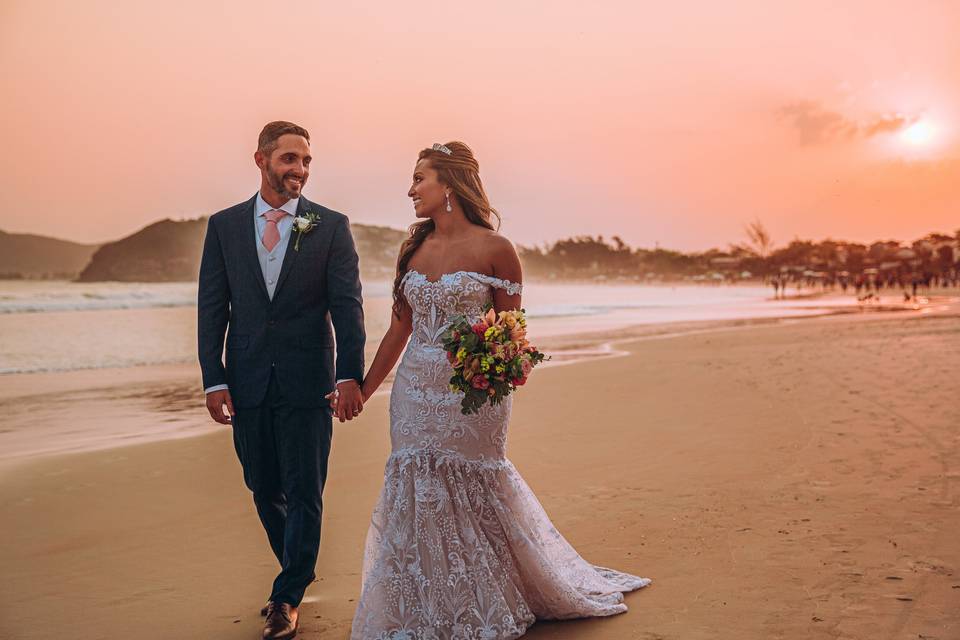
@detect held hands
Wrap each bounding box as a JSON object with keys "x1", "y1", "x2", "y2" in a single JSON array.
[
  {"x1": 206, "y1": 382, "x2": 362, "y2": 425},
  {"x1": 206, "y1": 389, "x2": 235, "y2": 425},
  {"x1": 326, "y1": 380, "x2": 365, "y2": 423}
]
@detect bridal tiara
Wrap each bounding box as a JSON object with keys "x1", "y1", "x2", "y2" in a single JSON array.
[{"x1": 432, "y1": 143, "x2": 453, "y2": 155}]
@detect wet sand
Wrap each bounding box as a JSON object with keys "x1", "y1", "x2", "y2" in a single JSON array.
[{"x1": 1, "y1": 307, "x2": 959, "y2": 638}]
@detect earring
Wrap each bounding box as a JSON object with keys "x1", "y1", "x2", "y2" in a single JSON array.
[{"x1": 445, "y1": 193, "x2": 452, "y2": 213}]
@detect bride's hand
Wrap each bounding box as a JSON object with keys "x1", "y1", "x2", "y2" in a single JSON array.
[
  {"x1": 325, "y1": 389, "x2": 339, "y2": 412},
  {"x1": 325, "y1": 384, "x2": 368, "y2": 415}
]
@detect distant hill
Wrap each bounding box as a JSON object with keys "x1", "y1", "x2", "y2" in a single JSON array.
[
  {"x1": 353, "y1": 223, "x2": 409, "y2": 278},
  {"x1": 77, "y1": 218, "x2": 208, "y2": 282},
  {"x1": 0, "y1": 230, "x2": 100, "y2": 279},
  {"x1": 77, "y1": 217, "x2": 408, "y2": 282}
]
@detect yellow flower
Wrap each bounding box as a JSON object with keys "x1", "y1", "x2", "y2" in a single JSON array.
[
  {"x1": 484, "y1": 326, "x2": 502, "y2": 341},
  {"x1": 495, "y1": 364, "x2": 505, "y2": 374},
  {"x1": 503, "y1": 314, "x2": 517, "y2": 329},
  {"x1": 456, "y1": 347, "x2": 467, "y2": 363}
]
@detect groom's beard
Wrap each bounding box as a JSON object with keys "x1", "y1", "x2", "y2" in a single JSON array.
[{"x1": 266, "y1": 162, "x2": 305, "y2": 200}]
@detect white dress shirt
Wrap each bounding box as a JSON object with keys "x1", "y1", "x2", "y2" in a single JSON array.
[{"x1": 204, "y1": 193, "x2": 356, "y2": 395}]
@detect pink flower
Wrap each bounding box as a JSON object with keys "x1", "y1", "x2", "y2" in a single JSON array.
[
  {"x1": 509, "y1": 326, "x2": 526, "y2": 342},
  {"x1": 471, "y1": 375, "x2": 490, "y2": 390},
  {"x1": 512, "y1": 376, "x2": 527, "y2": 386},
  {"x1": 520, "y1": 358, "x2": 533, "y2": 376}
]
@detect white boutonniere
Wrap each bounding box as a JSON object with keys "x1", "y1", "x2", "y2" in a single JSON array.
[{"x1": 293, "y1": 212, "x2": 320, "y2": 251}]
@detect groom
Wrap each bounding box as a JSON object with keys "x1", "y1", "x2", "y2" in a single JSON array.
[{"x1": 198, "y1": 121, "x2": 365, "y2": 639}]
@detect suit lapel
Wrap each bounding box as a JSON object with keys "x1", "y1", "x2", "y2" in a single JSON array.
[
  {"x1": 239, "y1": 194, "x2": 270, "y2": 303},
  {"x1": 273, "y1": 197, "x2": 312, "y2": 300}
]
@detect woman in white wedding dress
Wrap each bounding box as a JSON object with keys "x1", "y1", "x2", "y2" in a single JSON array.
[{"x1": 341, "y1": 142, "x2": 650, "y2": 639}]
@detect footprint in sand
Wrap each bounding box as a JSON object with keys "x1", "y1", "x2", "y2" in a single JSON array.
[{"x1": 909, "y1": 560, "x2": 953, "y2": 575}]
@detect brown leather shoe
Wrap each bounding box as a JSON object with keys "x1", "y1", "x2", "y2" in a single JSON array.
[
  {"x1": 260, "y1": 601, "x2": 272, "y2": 617},
  {"x1": 263, "y1": 602, "x2": 298, "y2": 640}
]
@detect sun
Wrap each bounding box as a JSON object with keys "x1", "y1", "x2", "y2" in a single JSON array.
[{"x1": 900, "y1": 119, "x2": 937, "y2": 146}]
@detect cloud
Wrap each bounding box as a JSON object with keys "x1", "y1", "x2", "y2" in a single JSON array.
[
  {"x1": 862, "y1": 113, "x2": 916, "y2": 136},
  {"x1": 778, "y1": 101, "x2": 918, "y2": 145},
  {"x1": 777, "y1": 101, "x2": 859, "y2": 145}
]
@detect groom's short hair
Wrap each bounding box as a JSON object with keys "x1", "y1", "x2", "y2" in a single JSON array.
[{"x1": 258, "y1": 121, "x2": 310, "y2": 155}]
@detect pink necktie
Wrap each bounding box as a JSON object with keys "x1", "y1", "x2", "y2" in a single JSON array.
[{"x1": 262, "y1": 209, "x2": 287, "y2": 252}]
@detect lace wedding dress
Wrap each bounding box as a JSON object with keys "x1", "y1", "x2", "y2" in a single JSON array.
[{"x1": 350, "y1": 270, "x2": 650, "y2": 640}]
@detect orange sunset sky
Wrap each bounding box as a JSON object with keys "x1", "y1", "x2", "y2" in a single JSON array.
[{"x1": 1, "y1": 1, "x2": 958, "y2": 251}]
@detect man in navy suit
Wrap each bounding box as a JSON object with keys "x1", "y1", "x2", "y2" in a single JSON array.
[{"x1": 198, "y1": 121, "x2": 365, "y2": 640}]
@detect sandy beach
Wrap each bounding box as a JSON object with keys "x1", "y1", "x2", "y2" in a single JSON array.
[
  {"x1": 1, "y1": 307, "x2": 959, "y2": 639},
  {"x1": 6, "y1": 2, "x2": 959, "y2": 636}
]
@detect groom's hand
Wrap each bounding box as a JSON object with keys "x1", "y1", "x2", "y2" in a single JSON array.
[
  {"x1": 206, "y1": 389, "x2": 236, "y2": 425},
  {"x1": 334, "y1": 380, "x2": 363, "y2": 423}
]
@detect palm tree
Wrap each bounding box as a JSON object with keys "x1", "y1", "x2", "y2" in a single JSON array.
[{"x1": 743, "y1": 219, "x2": 774, "y2": 259}]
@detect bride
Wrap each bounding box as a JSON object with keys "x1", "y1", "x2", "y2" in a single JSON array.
[{"x1": 335, "y1": 141, "x2": 650, "y2": 639}]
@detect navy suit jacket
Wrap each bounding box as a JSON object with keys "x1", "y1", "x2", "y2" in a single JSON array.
[{"x1": 197, "y1": 194, "x2": 365, "y2": 409}]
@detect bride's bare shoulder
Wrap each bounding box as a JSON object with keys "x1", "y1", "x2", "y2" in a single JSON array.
[
  {"x1": 478, "y1": 231, "x2": 522, "y2": 283},
  {"x1": 468, "y1": 227, "x2": 511, "y2": 248}
]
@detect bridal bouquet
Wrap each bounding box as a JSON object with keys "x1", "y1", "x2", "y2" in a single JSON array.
[{"x1": 440, "y1": 305, "x2": 548, "y2": 415}]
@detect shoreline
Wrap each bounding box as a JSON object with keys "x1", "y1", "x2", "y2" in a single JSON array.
[
  {"x1": 0, "y1": 296, "x2": 960, "y2": 467},
  {"x1": 1, "y1": 294, "x2": 957, "y2": 467}
]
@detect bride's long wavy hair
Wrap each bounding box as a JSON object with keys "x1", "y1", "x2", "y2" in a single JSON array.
[{"x1": 392, "y1": 141, "x2": 501, "y2": 317}]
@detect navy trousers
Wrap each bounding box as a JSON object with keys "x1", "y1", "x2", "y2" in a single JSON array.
[{"x1": 231, "y1": 369, "x2": 332, "y2": 606}]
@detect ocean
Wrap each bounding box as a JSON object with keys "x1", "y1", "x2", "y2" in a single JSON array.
[{"x1": 0, "y1": 279, "x2": 859, "y2": 375}]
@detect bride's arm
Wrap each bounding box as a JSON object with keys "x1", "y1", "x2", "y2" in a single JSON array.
[
  {"x1": 489, "y1": 235, "x2": 523, "y2": 312},
  {"x1": 359, "y1": 303, "x2": 413, "y2": 400}
]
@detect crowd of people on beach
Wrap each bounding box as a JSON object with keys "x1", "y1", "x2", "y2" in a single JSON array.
[{"x1": 768, "y1": 269, "x2": 959, "y2": 302}]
